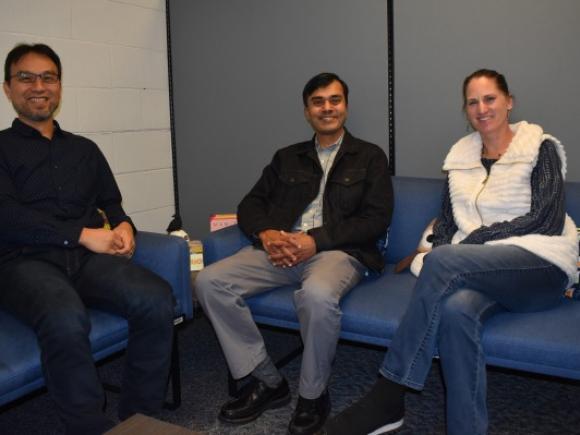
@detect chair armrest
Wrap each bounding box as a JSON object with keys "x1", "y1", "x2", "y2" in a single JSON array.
[
  {"x1": 132, "y1": 231, "x2": 193, "y2": 320},
  {"x1": 202, "y1": 225, "x2": 252, "y2": 266}
]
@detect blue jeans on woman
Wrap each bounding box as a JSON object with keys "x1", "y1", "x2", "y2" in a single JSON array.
[{"x1": 379, "y1": 244, "x2": 568, "y2": 435}]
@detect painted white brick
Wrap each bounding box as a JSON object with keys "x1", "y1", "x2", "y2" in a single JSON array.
[
  {"x1": 110, "y1": 2, "x2": 166, "y2": 51},
  {"x1": 141, "y1": 90, "x2": 170, "y2": 130},
  {"x1": 0, "y1": 96, "x2": 15, "y2": 128},
  {"x1": 116, "y1": 169, "x2": 173, "y2": 213},
  {"x1": 129, "y1": 206, "x2": 175, "y2": 233},
  {"x1": 147, "y1": 50, "x2": 168, "y2": 89},
  {"x1": 58, "y1": 40, "x2": 111, "y2": 88},
  {"x1": 111, "y1": 89, "x2": 142, "y2": 131},
  {"x1": 76, "y1": 88, "x2": 113, "y2": 133},
  {"x1": 111, "y1": 46, "x2": 168, "y2": 89},
  {"x1": 54, "y1": 87, "x2": 78, "y2": 132},
  {"x1": 113, "y1": 131, "x2": 172, "y2": 173},
  {"x1": 71, "y1": 0, "x2": 114, "y2": 44},
  {"x1": 83, "y1": 132, "x2": 116, "y2": 173},
  {"x1": 111, "y1": 46, "x2": 149, "y2": 89},
  {"x1": 112, "y1": 0, "x2": 165, "y2": 11},
  {"x1": 0, "y1": 0, "x2": 71, "y2": 39}
]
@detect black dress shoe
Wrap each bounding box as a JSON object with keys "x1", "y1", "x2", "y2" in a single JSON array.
[
  {"x1": 288, "y1": 390, "x2": 331, "y2": 435},
  {"x1": 219, "y1": 377, "x2": 291, "y2": 424}
]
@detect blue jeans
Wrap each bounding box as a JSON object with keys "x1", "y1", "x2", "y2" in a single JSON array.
[
  {"x1": 379, "y1": 244, "x2": 568, "y2": 435},
  {"x1": 0, "y1": 247, "x2": 175, "y2": 434}
]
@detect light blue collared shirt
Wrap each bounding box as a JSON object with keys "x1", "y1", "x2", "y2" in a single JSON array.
[{"x1": 292, "y1": 134, "x2": 343, "y2": 232}]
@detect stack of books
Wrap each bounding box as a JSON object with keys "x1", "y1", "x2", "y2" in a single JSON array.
[
  {"x1": 189, "y1": 240, "x2": 204, "y2": 272},
  {"x1": 209, "y1": 213, "x2": 238, "y2": 232}
]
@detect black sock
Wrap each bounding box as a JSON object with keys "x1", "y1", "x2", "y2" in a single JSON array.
[{"x1": 251, "y1": 356, "x2": 283, "y2": 388}]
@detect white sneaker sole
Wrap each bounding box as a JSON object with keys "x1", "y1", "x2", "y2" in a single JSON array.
[{"x1": 367, "y1": 418, "x2": 404, "y2": 435}]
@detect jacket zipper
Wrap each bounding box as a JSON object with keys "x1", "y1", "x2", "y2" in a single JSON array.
[{"x1": 474, "y1": 174, "x2": 489, "y2": 226}]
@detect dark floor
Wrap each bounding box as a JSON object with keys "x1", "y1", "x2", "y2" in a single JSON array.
[{"x1": 1, "y1": 315, "x2": 580, "y2": 434}]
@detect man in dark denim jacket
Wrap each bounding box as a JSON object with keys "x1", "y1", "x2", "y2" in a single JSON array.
[{"x1": 196, "y1": 72, "x2": 393, "y2": 435}]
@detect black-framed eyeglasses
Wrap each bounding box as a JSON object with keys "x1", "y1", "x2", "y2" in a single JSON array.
[
  {"x1": 309, "y1": 95, "x2": 344, "y2": 108},
  {"x1": 10, "y1": 71, "x2": 60, "y2": 85}
]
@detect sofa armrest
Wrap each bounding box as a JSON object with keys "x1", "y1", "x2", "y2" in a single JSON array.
[
  {"x1": 132, "y1": 231, "x2": 193, "y2": 320},
  {"x1": 202, "y1": 225, "x2": 252, "y2": 266}
]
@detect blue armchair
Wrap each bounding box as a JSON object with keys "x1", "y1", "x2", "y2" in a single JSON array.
[{"x1": 0, "y1": 231, "x2": 193, "y2": 408}]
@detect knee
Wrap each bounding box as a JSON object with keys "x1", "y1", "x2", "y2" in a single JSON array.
[
  {"x1": 295, "y1": 281, "x2": 340, "y2": 318},
  {"x1": 194, "y1": 266, "x2": 220, "y2": 305},
  {"x1": 129, "y1": 277, "x2": 174, "y2": 324},
  {"x1": 193, "y1": 267, "x2": 212, "y2": 299},
  {"x1": 439, "y1": 289, "x2": 491, "y2": 333},
  {"x1": 419, "y1": 245, "x2": 469, "y2": 288},
  {"x1": 194, "y1": 263, "x2": 239, "y2": 308},
  {"x1": 37, "y1": 306, "x2": 91, "y2": 345},
  {"x1": 422, "y1": 245, "x2": 456, "y2": 271}
]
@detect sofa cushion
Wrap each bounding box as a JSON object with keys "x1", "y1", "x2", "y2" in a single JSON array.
[
  {"x1": 0, "y1": 309, "x2": 130, "y2": 406},
  {"x1": 247, "y1": 264, "x2": 415, "y2": 347},
  {"x1": 247, "y1": 264, "x2": 580, "y2": 380},
  {"x1": 483, "y1": 299, "x2": 580, "y2": 379},
  {"x1": 386, "y1": 177, "x2": 443, "y2": 264}
]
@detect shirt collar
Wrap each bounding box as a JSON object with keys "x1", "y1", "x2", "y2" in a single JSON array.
[
  {"x1": 315, "y1": 132, "x2": 344, "y2": 152},
  {"x1": 11, "y1": 118, "x2": 64, "y2": 138}
]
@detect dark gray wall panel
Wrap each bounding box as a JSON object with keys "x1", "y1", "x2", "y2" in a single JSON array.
[
  {"x1": 395, "y1": 0, "x2": 580, "y2": 180},
  {"x1": 169, "y1": 0, "x2": 390, "y2": 237}
]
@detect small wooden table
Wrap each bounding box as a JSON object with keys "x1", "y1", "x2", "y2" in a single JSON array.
[{"x1": 106, "y1": 414, "x2": 199, "y2": 435}]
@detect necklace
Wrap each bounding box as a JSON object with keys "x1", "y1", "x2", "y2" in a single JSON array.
[{"x1": 481, "y1": 144, "x2": 505, "y2": 159}]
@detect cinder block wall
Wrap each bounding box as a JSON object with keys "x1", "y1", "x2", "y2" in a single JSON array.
[{"x1": 0, "y1": 0, "x2": 174, "y2": 232}]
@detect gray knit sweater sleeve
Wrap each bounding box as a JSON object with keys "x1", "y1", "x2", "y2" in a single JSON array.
[
  {"x1": 431, "y1": 178, "x2": 457, "y2": 247},
  {"x1": 460, "y1": 140, "x2": 565, "y2": 245}
]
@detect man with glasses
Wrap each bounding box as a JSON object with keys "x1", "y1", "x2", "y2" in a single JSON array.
[
  {"x1": 0, "y1": 43, "x2": 175, "y2": 434},
  {"x1": 196, "y1": 72, "x2": 393, "y2": 435}
]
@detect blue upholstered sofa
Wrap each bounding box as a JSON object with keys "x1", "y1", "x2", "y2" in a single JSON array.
[
  {"x1": 202, "y1": 176, "x2": 580, "y2": 381},
  {"x1": 0, "y1": 232, "x2": 194, "y2": 408}
]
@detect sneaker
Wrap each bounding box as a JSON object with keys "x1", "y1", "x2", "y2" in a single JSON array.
[{"x1": 323, "y1": 378, "x2": 404, "y2": 435}]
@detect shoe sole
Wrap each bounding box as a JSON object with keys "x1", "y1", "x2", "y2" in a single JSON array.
[
  {"x1": 218, "y1": 392, "x2": 292, "y2": 425},
  {"x1": 367, "y1": 418, "x2": 404, "y2": 435}
]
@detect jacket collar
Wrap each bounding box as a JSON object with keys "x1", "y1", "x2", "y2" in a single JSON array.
[{"x1": 299, "y1": 128, "x2": 359, "y2": 158}]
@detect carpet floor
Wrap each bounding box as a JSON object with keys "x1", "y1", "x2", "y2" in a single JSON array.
[{"x1": 1, "y1": 314, "x2": 579, "y2": 434}]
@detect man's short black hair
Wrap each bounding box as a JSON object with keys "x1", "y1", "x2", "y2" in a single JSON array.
[
  {"x1": 4, "y1": 43, "x2": 62, "y2": 83},
  {"x1": 302, "y1": 72, "x2": 349, "y2": 106}
]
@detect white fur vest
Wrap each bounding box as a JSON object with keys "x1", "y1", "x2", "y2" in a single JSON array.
[{"x1": 439, "y1": 121, "x2": 578, "y2": 285}]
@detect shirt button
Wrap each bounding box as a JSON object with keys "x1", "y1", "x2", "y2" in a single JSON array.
[
  {"x1": 54, "y1": 165, "x2": 58, "y2": 169},
  {"x1": 57, "y1": 186, "x2": 62, "y2": 191},
  {"x1": 63, "y1": 240, "x2": 69, "y2": 246}
]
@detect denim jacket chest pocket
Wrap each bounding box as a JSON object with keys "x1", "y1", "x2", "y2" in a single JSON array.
[
  {"x1": 327, "y1": 168, "x2": 367, "y2": 214},
  {"x1": 271, "y1": 170, "x2": 317, "y2": 208}
]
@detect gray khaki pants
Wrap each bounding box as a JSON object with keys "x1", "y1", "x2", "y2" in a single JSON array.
[{"x1": 195, "y1": 245, "x2": 365, "y2": 399}]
